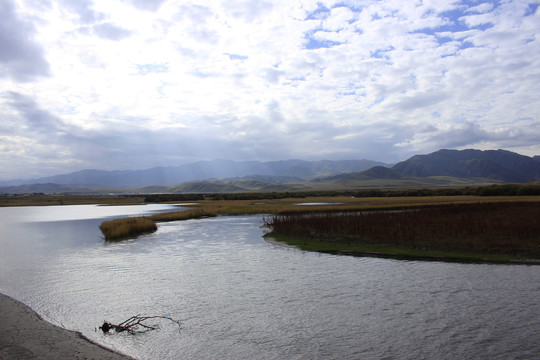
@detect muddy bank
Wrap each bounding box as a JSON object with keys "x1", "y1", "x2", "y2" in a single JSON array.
[{"x1": 0, "y1": 293, "x2": 132, "y2": 360}]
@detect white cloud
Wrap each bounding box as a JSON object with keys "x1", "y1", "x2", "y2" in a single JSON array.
[
  {"x1": 124, "y1": 0, "x2": 167, "y2": 12},
  {"x1": 466, "y1": 2, "x2": 494, "y2": 14},
  {"x1": 60, "y1": 0, "x2": 104, "y2": 24},
  {"x1": 1, "y1": 0, "x2": 540, "y2": 179},
  {"x1": 91, "y1": 22, "x2": 132, "y2": 40}
]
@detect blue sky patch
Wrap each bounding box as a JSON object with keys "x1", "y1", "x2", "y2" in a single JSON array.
[
  {"x1": 412, "y1": 1, "x2": 499, "y2": 45},
  {"x1": 304, "y1": 37, "x2": 342, "y2": 50},
  {"x1": 370, "y1": 46, "x2": 394, "y2": 60},
  {"x1": 305, "y1": 3, "x2": 331, "y2": 20},
  {"x1": 304, "y1": 30, "x2": 343, "y2": 50},
  {"x1": 525, "y1": 3, "x2": 539, "y2": 15}
]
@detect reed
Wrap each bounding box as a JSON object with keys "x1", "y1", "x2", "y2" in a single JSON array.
[
  {"x1": 99, "y1": 208, "x2": 218, "y2": 240},
  {"x1": 99, "y1": 216, "x2": 157, "y2": 240},
  {"x1": 264, "y1": 201, "x2": 540, "y2": 259}
]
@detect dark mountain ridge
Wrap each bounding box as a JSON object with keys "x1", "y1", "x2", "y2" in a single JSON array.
[{"x1": 392, "y1": 149, "x2": 540, "y2": 182}]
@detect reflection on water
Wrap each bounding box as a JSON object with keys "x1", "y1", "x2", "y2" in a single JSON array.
[{"x1": 0, "y1": 205, "x2": 539, "y2": 359}]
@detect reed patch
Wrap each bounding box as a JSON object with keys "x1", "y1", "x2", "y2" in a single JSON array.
[
  {"x1": 99, "y1": 216, "x2": 157, "y2": 240},
  {"x1": 263, "y1": 201, "x2": 540, "y2": 260}
]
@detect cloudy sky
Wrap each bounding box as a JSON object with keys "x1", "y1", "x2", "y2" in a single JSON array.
[{"x1": 1, "y1": 0, "x2": 539, "y2": 179}]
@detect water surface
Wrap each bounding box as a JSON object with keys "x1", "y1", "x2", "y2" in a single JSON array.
[{"x1": 0, "y1": 205, "x2": 538, "y2": 359}]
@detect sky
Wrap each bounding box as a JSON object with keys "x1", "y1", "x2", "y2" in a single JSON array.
[{"x1": 1, "y1": 0, "x2": 540, "y2": 180}]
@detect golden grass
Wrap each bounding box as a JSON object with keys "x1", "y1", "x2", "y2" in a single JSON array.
[
  {"x1": 99, "y1": 216, "x2": 157, "y2": 240},
  {"x1": 149, "y1": 208, "x2": 218, "y2": 222},
  {"x1": 177, "y1": 195, "x2": 540, "y2": 215},
  {"x1": 99, "y1": 208, "x2": 218, "y2": 239},
  {"x1": 97, "y1": 195, "x2": 540, "y2": 243}
]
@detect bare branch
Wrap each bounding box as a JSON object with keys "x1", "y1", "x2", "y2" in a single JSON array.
[{"x1": 99, "y1": 315, "x2": 181, "y2": 335}]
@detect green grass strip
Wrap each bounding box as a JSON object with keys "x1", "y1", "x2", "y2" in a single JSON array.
[{"x1": 263, "y1": 233, "x2": 538, "y2": 264}]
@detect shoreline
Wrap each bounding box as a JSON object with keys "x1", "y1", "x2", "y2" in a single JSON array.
[
  {"x1": 264, "y1": 235, "x2": 540, "y2": 265},
  {"x1": 263, "y1": 235, "x2": 301, "y2": 250},
  {"x1": 0, "y1": 293, "x2": 132, "y2": 360}
]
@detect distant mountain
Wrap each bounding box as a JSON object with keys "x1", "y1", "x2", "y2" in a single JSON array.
[
  {"x1": 0, "y1": 159, "x2": 386, "y2": 191},
  {"x1": 313, "y1": 166, "x2": 403, "y2": 183},
  {"x1": 138, "y1": 179, "x2": 311, "y2": 194},
  {"x1": 392, "y1": 149, "x2": 540, "y2": 182},
  {"x1": 165, "y1": 181, "x2": 247, "y2": 193},
  {"x1": 0, "y1": 183, "x2": 94, "y2": 194},
  {"x1": 226, "y1": 174, "x2": 305, "y2": 183},
  {"x1": 356, "y1": 166, "x2": 404, "y2": 180},
  {"x1": 2, "y1": 149, "x2": 539, "y2": 195}
]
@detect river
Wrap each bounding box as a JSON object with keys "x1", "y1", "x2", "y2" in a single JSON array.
[{"x1": 0, "y1": 204, "x2": 539, "y2": 359}]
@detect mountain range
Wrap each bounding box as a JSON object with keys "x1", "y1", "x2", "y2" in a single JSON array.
[
  {"x1": 1, "y1": 149, "x2": 539, "y2": 194},
  {"x1": 0, "y1": 159, "x2": 385, "y2": 190}
]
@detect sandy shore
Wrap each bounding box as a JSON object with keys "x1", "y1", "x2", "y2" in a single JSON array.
[{"x1": 0, "y1": 293, "x2": 132, "y2": 360}]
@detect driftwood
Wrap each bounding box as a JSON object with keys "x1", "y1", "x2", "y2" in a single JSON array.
[{"x1": 99, "y1": 314, "x2": 181, "y2": 335}]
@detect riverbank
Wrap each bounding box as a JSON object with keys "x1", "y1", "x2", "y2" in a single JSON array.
[
  {"x1": 264, "y1": 234, "x2": 540, "y2": 265},
  {"x1": 0, "y1": 293, "x2": 132, "y2": 359}
]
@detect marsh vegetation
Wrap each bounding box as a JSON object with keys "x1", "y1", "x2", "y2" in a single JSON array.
[
  {"x1": 99, "y1": 216, "x2": 157, "y2": 240},
  {"x1": 95, "y1": 194, "x2": 540, "y2": 262},
  {"x1": 263, "y1": 201, "x2": 540, "y2": 261}
]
